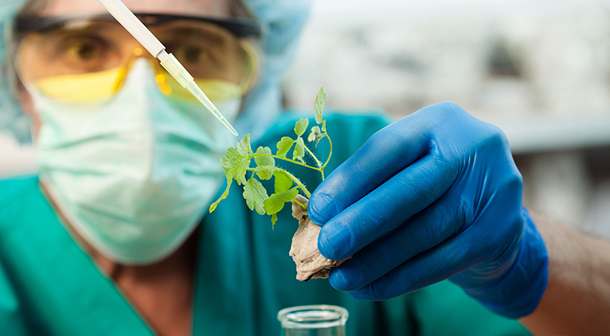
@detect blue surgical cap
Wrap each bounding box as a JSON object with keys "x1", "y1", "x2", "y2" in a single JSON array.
[{"x1": 0, "y1": 0, "x2": 310, "y2": 143}]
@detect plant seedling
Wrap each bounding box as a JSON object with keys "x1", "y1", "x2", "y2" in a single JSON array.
[
  {"x1": 209, "y1": 87, "x2": 331, "y2": 227},
  {"x1": 210, "y1": 87, "x2": 349, "y2": 281}
]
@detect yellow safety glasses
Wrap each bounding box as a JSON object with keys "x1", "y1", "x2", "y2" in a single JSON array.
[{"x1": 15, "y1": 13, "x2": 261, "y2": 103}]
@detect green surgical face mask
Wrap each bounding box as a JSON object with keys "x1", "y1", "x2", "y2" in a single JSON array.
[{"x1": 30, "y1": 60, "x2": 240, "y2": 264}]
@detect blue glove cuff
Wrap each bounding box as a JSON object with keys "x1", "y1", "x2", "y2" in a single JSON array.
[{"x1": 462, "y1": 207, "x2": 549, "y2": 318}]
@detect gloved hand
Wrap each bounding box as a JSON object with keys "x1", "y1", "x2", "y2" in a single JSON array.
[{"x1": 308, "y1": 102, "x2": 548, "y2": 318}]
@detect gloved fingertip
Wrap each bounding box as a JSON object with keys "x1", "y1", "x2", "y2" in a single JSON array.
[
  {"x1": 307, "y1": 191, "x2": 334, "y2": 225},
  {"x1": 328, "y1": 268, "x2": 349, "y2": 292},
  {"x1": 317, "y1": 227, "x2": 338, "y2": 260},
  {"x1": 350, "y1": 286, "x2": 374, "y2": 301},
  {"x1": 318, "y1": 225, "x2": 350, "y2": 261}
]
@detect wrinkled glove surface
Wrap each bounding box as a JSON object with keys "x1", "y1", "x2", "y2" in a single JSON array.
[{"x1": 308, "y1": 102, "x2": 548, "y2": 318}]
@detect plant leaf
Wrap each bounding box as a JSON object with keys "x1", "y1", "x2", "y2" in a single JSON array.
[
  {"x1": 221, "y1": 147, "x2": 245, "y2": 179},
  {"x1": 322, "y1": 120, "x2": 327, "y2": 133},
  {"x1": 209, "y1": 174, "x2": 233, "y2": 213},
  {"x1": 254, "y1": 146, "x2": 274, "y2": 180},
  {"x1": 314, "y1": 87, "x2": 326, "y2": 124},
  {"x1": 271, "y1": 213, "x2": 278, "y2": 227},
  {"x1": 307, "y1": 131, "x2": 316, "y2": 143},
  {"x1": 294, "y1": 118, "x2": 309, "y2": 137},
  {"x1": 276, "y1": 137, "x2": 294, "y2": 158},
  {"x1": 263, "y1": 187, "x2": 299, "y2": 215},
  {"x1": 308, "y1": 126, "x2": 321, "y2": 142},
  {"x1": 243, "y1": 178, "x2": 268, "y2": 215},
  {"x1": 237, "y1": 134, "x2": 252, "y2": 156},
  {"x1": 274, "y1": 171, "x2": 293, "y2": 194},
  {"x1": 235, "y1": 157, "x2": 249, "y2": 185},
  {"x1": 293, "y1": 137, "x2": 305, "y2": 161}
]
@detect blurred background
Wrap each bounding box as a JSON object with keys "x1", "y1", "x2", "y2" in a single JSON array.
[
  {"x1": 283, "y1": 0, "x2": 610, "y2": 238},
  {"x1": 3, "y1": 0, "x2": 610, "y2": 237}
]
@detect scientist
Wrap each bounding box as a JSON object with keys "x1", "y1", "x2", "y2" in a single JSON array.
[{"x1": 0, "y1": 0, "x2": 608, "y2": 335}]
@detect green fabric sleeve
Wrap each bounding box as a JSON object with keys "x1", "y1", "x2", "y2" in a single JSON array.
[
  {"x1": 0, "y1": 263, "x2": 29, "y2": 336},
  {"x1": 412, "y1": 281, "x2": 532, "y2": 336}
]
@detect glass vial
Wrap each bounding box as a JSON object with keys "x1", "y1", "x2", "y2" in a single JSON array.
[{"x1": 277, "y1": 305, "x2": 349, "y2": 336}]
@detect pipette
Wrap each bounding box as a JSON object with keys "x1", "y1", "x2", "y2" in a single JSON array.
[{"x1": 97, "y1": 0, "x2": 239, "y2": 136}]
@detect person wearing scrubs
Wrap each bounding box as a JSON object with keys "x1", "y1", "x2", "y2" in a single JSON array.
[{"x1": 1, "y1": 0, "x2": 610, "y2": 335}]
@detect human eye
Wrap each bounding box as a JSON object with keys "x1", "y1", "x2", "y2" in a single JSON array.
[
  {"x1": 166, "y1": 39, "x2": 225, "y2": 78},
  {"x1": 56, "y1": 35, "x2": 112, "y2": 72},
  {"x1": 174, "y1": 44, "x2": 211, "y2": 64},
  {"x1": 158, "y1": 25, "x2": 239, "y2": 79}
]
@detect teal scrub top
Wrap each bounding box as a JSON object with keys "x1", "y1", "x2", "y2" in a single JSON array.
[{"x1": 0, "y1": 112, "x2": 531, "y2": 336}]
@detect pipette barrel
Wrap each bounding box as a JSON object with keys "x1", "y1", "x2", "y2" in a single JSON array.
[{"x1": 98, "y1": 0, "x2": 165, "y2": 58}]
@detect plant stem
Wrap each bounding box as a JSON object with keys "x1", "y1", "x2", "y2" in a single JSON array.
[
  {"x1": 293, "y1": 198, "x2": 307, "y2": 210},
  {"x1": 303, "y1": 145, "x2": 322, "y2": 169},
  {"x1": 251, "y1": 153, "x2": 320, "y2": 172},
  {"x1": 247, "y1": 167, "x2": 311, "y2": 198},
  {"x1": 320, "y1": 133, "x2": 333, "y2": 180}
]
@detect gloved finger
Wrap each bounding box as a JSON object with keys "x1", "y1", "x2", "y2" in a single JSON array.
[
  {"x1": 327, "y1": 190, "x2": 465, "y2": 292},
  {"x1": 348, "y1": 230, "x2": 481, "y2": 301},
  {"x1": 317, "y1": 153, "x2": 458, "y2": 261},
  {"x1": 308, "y1": 103, "x2": 454, "y2": 225}
]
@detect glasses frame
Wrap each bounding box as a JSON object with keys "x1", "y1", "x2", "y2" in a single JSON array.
[{"x1": 15, "y1": 13, "x2": 262, "y2": 38}]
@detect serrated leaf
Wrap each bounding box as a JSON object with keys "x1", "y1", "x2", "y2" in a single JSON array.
[
  {"x1": 294, "y1": 118, "x2": 309, "y2": 137},
  {"x1": 243, "y1": 178, "x2": 268, "y2": 215},
  {"x1": 274, "y1": 171, "x2": 293, "y2": 194},
  {"x1": 221, "y1": 147, "x2": 243, "y2": 171},
  {"x1": 254, "y1": 146, "x2": 274, "y2": 180},
  {"x1": 314, "y1": 87, "x2": 326, "y2": 124},
  {"x1": 276, "y1": 137, "x2": 294, "y2": 158},
  {"x1": 209, "y1": 174, "x2": 233, "y2": 213},
  {"x1": 221, "y1": 147, "x2": 245, "y2": 179},
  {"x1": 235, "y1": 157, "x2": 249, "y2": 185},
  {"x1": 293, "y1": 137, "x2": 305, "y2": 161},
  {"x1": 263, "y1": 187, "x2": 299, "y2": 215},
  {"x1": 236, "y1": 134, "x2": 252, "y2": 156}
]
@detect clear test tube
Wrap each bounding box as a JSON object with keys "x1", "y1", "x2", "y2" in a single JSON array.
[{"x1": 277, "y1": 305, "x2": 349, "y2": 336}]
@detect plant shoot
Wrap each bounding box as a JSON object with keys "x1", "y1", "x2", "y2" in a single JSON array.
[{"x1": 209, "y1": 87, "x2": 332, "y2": 226}]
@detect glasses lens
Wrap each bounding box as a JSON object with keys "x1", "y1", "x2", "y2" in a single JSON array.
[
  {"x1": 17, "y1": 18, "x2": 258, "y2": 102},
  {"x1": 18, "y1": 21, "x2": 124, "y2": 80},
  {"x1": 155, "y1": 21, "x2": 254, "y2": 85}
]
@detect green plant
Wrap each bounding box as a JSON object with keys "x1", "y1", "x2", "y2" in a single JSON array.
[{"x1": 209, "y1": 87, "x2": 332, "y2": 226}]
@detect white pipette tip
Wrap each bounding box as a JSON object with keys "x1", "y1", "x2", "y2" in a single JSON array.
[
  {"x1": 183, "y1": 79, "x2": 239, "y2": 137},
  {"x1": 216, "y1": 113, "x2": 239, "y2": 136}
]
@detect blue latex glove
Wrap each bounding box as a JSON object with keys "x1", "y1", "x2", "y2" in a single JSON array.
[{"x1": 308, "y1": 102, "x2": 548, "y2": 318}]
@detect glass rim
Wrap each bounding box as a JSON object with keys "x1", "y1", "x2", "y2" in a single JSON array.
[{"x1": 277, "y1": 305, "x2": 349, "y2": 329}]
